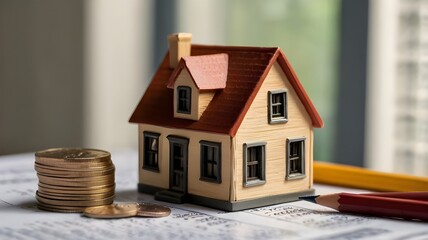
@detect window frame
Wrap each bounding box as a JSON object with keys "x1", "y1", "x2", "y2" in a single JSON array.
[
  {"x1": 177, "y1": 86, "x2": 192, "y2": 114},
  {"x1": 142, "y1": 131, "x2": 161, "y2": 172},
  {"x1": 199, "y1": 140, "x2": 222, "y2": 183},
  {"x1": 268, "y1": 90, "x2": 288, "y2": 124},
  {"x1": 286, "y1": 137, "x2": 306, "y2": 180},
  {"x1": 243, "y1": 142, "x2": 266, "y2": 187}
]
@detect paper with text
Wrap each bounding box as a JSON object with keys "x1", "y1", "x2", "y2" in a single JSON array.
[{"x1": 0, "y1": 151, "x2": 427, "y2": 240}]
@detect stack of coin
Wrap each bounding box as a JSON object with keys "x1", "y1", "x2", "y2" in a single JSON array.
[{"x1": 34, "y1": 148, "x2": 115, "y2": 213}]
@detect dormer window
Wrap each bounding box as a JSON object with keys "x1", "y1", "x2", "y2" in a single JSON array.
[
  {"x1": 268, "y1": 90, "x2": 288, "y2": 124},
  {"x1": 177, "y1": 86, "x2": 191, "y2": 114},
  {"x1": 167, "y1": 54, "x2": 229, "y2": 121}
]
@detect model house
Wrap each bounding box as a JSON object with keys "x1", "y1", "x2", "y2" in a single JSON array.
[{"x1": 129, "y1": 33, "x2": 323, "y2": 211}]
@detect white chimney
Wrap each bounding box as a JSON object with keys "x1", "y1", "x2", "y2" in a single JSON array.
[{"x1": 168, "y1": 33, "x2": 192, "y2": 69}]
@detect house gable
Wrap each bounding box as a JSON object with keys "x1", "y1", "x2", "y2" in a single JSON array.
[
  {"x1": 229, "y1": 50, "x2": 323, "y2": 137},
  {"x1": 233, "y1": 61, "x2": 314, "y2": 201}
]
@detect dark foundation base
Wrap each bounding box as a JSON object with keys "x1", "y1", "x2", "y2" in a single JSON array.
[{"x1": 138, "y1": 183, "x2": 314, "y2": 212}]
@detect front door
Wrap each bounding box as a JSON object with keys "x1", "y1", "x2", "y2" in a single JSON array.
[{"x1": 167, "y1": 136, "x2": 188, "y2": 194}]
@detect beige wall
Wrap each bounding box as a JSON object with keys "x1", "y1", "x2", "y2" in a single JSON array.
[
  {"x1": 233, "y1": 61, "x2": 314, "y2": 201},
  {"x1": 138, "y1": 124, "x2": 231, "y2": 201}
]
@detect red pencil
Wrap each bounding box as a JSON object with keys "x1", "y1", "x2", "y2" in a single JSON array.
[
  {"x1": 362, "y1": 191, "x2": 428, "y2": 201},
  {"x1": 300, "y1": 192, "x2": 428, "y2": 221}
]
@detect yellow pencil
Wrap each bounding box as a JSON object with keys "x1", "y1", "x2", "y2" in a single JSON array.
[{"x1": 313, "y1": 161, "x2": 428, "y2": 192}]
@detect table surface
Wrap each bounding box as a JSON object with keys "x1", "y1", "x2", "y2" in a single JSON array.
[{"x1": 0, "y1": 150, "x2": 427, "y2": 240}]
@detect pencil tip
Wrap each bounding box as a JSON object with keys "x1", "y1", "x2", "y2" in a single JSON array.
[{"x1": 299, "y1": 195, "x2": 319, "y2": 203}]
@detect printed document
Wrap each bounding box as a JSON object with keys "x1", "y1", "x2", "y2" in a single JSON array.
[{"x1": 0, "y1": 151, "x2": 427, "y2": 240}]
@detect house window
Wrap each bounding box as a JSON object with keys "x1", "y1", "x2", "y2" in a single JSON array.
[
  {"x1": 199, "y1": 141, "x2": 221, "y2": 183},
  {"x1": 243, "y1": 142, "x2": 266, "y2": 187},
  {"x1": 286, "y1": 138, "x2": 305, "y2": 179},
  {"x1": 268, "y1": 90, "x2": 288, "y2": 124},
  {"x1": 177, "y1": 86, "x2": 191, "y2": 114},
  {"x1": 143, "y1": 132, "x2": 160, "y2": 172}
]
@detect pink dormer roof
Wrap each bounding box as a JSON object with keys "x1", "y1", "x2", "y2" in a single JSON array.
[{"x1": 167, "y1": 53, "x2": 228, "y2": 90}]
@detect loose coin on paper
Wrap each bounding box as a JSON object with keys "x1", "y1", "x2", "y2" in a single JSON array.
[
  {"x1": 83, "y1": 203, "x2": 139, "y2": 219},
  {"x1": 137, "y1": 203, "x2": 171, "y2": 218}
]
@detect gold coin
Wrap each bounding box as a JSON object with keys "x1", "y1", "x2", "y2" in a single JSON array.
[
  {"x1": 35, "y1": 148, "x2": 111, "y2": 163},
  {"x1": 83, "y1": 203, "x2": 138, "y2": 219},
  {"x1": 37, "y1": 190, "x2": 114, "y2": 201},
  {"x1": 35, "y1": 159, "x2": 113, "y2": 169},
  {"x1": 35, "y1": 162, "x2": 114, "y2": 172},
  {"x1": 38, "y1": 180, "x2": 115, "y2": 188},
  {"x1": 37, "y1": 203, "x2": 84, "y2": 213},
  {"x1": 136, "y1": 203, "x2": 171, "y2": 218},
  {"x1": 37, "y1": 173, "x2": 114, "y2": 182},
  {"x1": 36, "y1": 192, "x2": 114, "y2": 207},
  {"x1": 35, "y1": 165, "x2": 115, "y2": 177},
  {"x1": 37, "y1": 177, "x2": 114, "y2": 187},
  {"x1": 38, "y1": 182, "x2": 115, "y2": 191},
  {"x1": 38, "y1": 184, "x2": 115, "y2": 195},
  {"x1": 38, "y1": 188, "x2": 115, "y2": 198}
]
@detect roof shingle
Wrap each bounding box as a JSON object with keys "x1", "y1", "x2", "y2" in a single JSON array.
[{"x1": 167, "y1": 53, "x2": 228, "y2": 90}]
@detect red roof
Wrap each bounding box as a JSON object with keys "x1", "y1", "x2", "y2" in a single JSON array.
[
  {"x1": 167, "y1": 53, "x2": 228, "y2": 90},
  {"x1": 129, "y1": 45, "x2": 323, "y2": 136}
]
